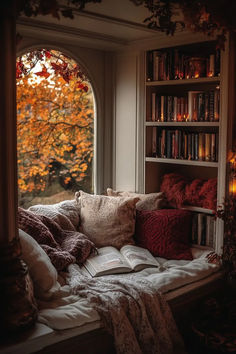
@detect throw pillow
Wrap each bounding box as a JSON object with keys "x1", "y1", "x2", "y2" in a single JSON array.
[
  {"x1": 19, "y1": 229, "x2": 60, "y2": 299},
  {"x1": 107, "y1": 188, "x2": 165, "y2": 211},
  {"x1": 135, "y1": 209, "x2": 193, "y2": 260},
  {"x1": 160, "y1": 173, "x2": 217, "y2": 210},
  {"x1": 76, "y1": 191, "x2": 139, "y2": 248},
  {"x1": 18, "y1": 207, "x2": 96, "y2": 271},
  {"x1": 28, "y1": 199, "x2": 80, "y2": 231}
]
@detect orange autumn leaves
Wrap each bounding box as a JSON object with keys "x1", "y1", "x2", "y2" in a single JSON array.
[{"x1": 17, "y1": 49, "x2": 94, "y2": 194}]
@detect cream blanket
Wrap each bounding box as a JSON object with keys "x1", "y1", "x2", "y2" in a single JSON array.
[{"x1": 68, "y1": 269, "x2": 186, "y2": 354}]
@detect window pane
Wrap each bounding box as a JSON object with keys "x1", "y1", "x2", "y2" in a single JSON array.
[{"x1": 17, "y1": 49, "x2": 95, "y2": 208}]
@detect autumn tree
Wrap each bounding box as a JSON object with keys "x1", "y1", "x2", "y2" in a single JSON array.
[{"x1": 17, "y1": 49, "x2": 94, "y2": 202}]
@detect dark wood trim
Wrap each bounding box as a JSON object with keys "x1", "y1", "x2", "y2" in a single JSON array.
[{"x1": 0, "y1": 1, "x2": 38, "y2": 335}]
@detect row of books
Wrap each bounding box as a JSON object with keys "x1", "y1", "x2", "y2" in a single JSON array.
[
  {"x1": 191, "y1": 213, "x2": 216, "y2": 248},
  {"x1": 150, "y1": 90, "x2": 220, "y2": 122},
  {"x1": 151, "y1": 128, "x2": 218, "y2": 162},
  {"x1": 147, "y1": 48, "x2": 221, "y2": 81}
]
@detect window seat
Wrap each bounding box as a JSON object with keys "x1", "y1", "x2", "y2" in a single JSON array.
[{"x1": 0, "y1": 252, "x2": 224, "y2": 354}]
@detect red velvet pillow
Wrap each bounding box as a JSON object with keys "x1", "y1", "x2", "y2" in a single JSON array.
[{"x1": 135, "y1": 209, "x2": 193, "y2": 260}]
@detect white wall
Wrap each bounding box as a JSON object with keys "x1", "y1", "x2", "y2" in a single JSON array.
[{"x1": 113, "y1": 51, "x2": 145, "y2": 192}]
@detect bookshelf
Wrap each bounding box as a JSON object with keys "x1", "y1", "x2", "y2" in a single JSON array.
[{"x1": 144, "y1": 40, "x2": 230, "y2": 254}]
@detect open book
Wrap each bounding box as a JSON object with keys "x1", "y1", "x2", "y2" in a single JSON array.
[{"x1": 83, "y1": 245, "x2": 160, "y2": 277}]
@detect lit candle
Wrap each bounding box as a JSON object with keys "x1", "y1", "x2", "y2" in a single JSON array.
[{"x1": 229, "y1": 155, "x2": 236, "y2": 196}]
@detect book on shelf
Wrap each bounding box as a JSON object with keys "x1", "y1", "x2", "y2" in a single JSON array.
[
  {"x1": 83, "y1": 245, "x2": 160, "y2": 277},
  {"x1": 156, "y1": 129, "x2": 218, "y2": 162},
  {"x1": 146, "y1": 47, "x2": 220, "y2": 81},
  {"x1": 188, "y1": 90, "x2": 220, "y2": 122},
  {"x1": 191, "y1": 212, "x2": 215, "y2": 248},
  {"x1": 149, "y1": 90, "x2": 219, "y2": 123},
  {"x1": 152, "y1": 126, "x2": 157, "y2": 156}
]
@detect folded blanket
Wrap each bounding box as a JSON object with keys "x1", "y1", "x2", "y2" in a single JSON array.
[
  {"x1": 68, "y1": 269, "x2": 186, "y2": 354},
  {"x1": 18, "y1": 208, "x2": 96, "y2": 271}
]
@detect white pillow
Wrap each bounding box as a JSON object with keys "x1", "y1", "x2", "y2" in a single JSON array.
[
  {"x1": 107, "y1": 188, "x2": 165, "y2": 211},
  {"x1": 19, "y1": 229, "x2": 60, "y2": 299},
  {"x1": 75, "y1": 191, "x2": 139, "y2": 249},
  {"x1": 28, "y1": 199, "x2": 80, "y2": 231}
]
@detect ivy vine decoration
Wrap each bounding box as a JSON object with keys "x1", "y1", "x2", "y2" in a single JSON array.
[
  {"x1": 15, "y1": 0, "x2": 236, "y2": 47},
  {"x1": 130, "y1": 0, "x2": 236, "y2": 47},
  {"x1": 216, "y1": 197, "x2": 236, "y2": 284}
]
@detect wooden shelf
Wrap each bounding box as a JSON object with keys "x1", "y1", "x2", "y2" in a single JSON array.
[
  {"x1": 146, "y1": 76, "x2": 220, "y2": 87},
  {"x1": 145, "y1": 121, "x2": 220, "y2": 127},
  {"x1": 181, "y1": 206, "x2": 215, "y2": 214},
  {"x1": 145, "y1": 157, "x2": 218, "y2": 167}
]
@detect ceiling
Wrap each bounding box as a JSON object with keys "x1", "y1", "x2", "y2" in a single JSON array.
[{"x1": 17, "y1": 0, "x2": 210, "y2": 51}]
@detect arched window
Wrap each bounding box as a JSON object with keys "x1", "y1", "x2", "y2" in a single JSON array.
[{"x1": 16, "y1": 49, "x2": 95, "y2": 208}]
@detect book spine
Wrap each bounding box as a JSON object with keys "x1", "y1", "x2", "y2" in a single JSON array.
[
  {"x1": 188, "y1": 91, "x2": 199, "y2": 121},
  {"x1": 197, "y1": 214, "x2": 206, "y2": 246},
  {"x1": 180, "y1": 97, "x2": 185, "y2": 121},
  {"x1": 214, "y1": 89, "x2": 220, "y2": 121},
  {"x1": 191, "y1": 133, "x2": 195, "y2": 160},
  {"x1": 151, "y1": 92, "x2": 156, "y2": 121},
  {"x1": 191, "y1": 213, "x2": 198, "y2": 244},
  {"x1": 155, "y1": 95, "x2": 160, "y2": 121},
  {"x1": 188, "y1": 133, "x2": 192, "y2": 160},
  {"x1": 198, "y1": 133, "x2": 205, "y2": 161},
  {"x1": 153, "y1": 51, "x2": 160, "y2": 81},
  {"x1": 152, "y1": 127, "x2": 157, "y2": 157},
  {"x1": 204, "y1": 92, "x2": 209, "y2": 121},
  {"x1": 166, "y1": 130, "x2": 172, "y2": 158},
  {"x1": 211, "y1": 133, "x2": 216, "y2": 162},
  {"x1": 200, "y1": 214, "x2": 207, "y2": 246},
  {"x1": 195, "y1": 133, "x2": 199, "y2": 160},
  {"x1": 178, "y1": 130, "x2": 182, "y2": 159},
  {"x1": 205, "y1": 133, "x2": 211, "y2": 161},
  {"x1": 167, "y1": 96, "x2": 172, "y2": 122},
  {"x1": 209, "y1": 54, "x2": 215, "y2": 77},
  {"x1": 184, "y1": 133, "x2": 188, "y2": 159},
  {"x1": 184, "y1": 97, "x2": 188, "y2": 121},
  {"x1": 161, "y1": 96, "x2": 165, "y2": 122},
  {"x1": 206, "y1": 215, "x2": 215, "y2": 247},
  {"x1": 173, "y1": 96, "x2": 177, "y2": 122},
  {"x1": 146, "y1": 51, "x2": 153, "y2": 81},
  {"x1": 177, "y1": 97, "x2": 181, "y2": 121},
  {"x1": 198, "y1": 93, "x2": 205, "y2": 121},
  {"x1": 172, "y1": 132, "x2": 175, "y2": 158},
  {"x1": 197, "y1": 213, "x2": 203, "y2": 245},
  {"x1": 161, "y1": 129, "x2": 166, "y2": 158},
  {"x1": 209, "y1": 90, "x2": 215, "y2": 121}
]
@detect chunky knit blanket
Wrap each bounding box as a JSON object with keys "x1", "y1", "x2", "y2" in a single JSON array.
[
  {"x1": 18, "y1": 207, "x2": 96, "y2": 271},
  {"x1": 68, "y1": 268, "x2": 186, "y2": 354}
]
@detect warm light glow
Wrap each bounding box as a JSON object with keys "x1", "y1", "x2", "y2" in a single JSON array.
[
  {"x1": 229, "y1": 154, "x2": 236, "y2": 196},
  {"x1": 208, "y1": 72, "x2": 213, "y2": 77},
  {"x1": 177, "y1": 114, "x2": 182, "y2": 122},
  {"x1": 194, "y1": 73, "x2": 200, "y2": 78}
]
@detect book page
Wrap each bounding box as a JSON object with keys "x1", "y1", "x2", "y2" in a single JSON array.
[
  {"x1": 120, "y1": 245, "x2": 159, "y2": 272},
  {"x1": 84, "y1": 246, "x2": 131, "y2": 276}
]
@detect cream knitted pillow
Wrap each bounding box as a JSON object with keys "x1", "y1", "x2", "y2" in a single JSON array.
[
  {"x1": 106, "y1": 188, "x2": 165, "y2": 211},
  {"x1": 19, "y1": 229, "x2": 60, "y2": 299},
  {"x1": 75, "y1": 191, "x2": 139, "y2": 249}
]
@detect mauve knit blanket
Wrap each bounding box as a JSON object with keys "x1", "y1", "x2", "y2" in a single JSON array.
[{"x1": 18, "y1": 207, "x2": 96, "y2": 271}]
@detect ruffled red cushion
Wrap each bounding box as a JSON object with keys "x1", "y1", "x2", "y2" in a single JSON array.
[
  {"x1": 160, "y1": 173, "x2": 217, "y2": 210},
  {"x1": 135, "y1": 209, "x2": 193, "y2": 260}
]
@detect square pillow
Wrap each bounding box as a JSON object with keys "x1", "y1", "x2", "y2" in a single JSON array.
[
  {"x1": 75, "y1": 191, "x2": 139, "y2": 249},
  {"x1": 107, "y1": 188, "x2": 165, "y2": 211},
  {"x1": 28, "y1": 199, "x2": 80, "y2": 231},
  {"x1": 135, "y1": 209, "x2": 193, "y2": 260},
  {"x1": 19, "y1": 229, "x2": 60, "y2": 299}
]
